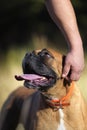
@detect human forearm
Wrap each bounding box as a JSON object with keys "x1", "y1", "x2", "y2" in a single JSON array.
[{"x1": 45, "y1": 0, "x2": 83, "y2": 50}]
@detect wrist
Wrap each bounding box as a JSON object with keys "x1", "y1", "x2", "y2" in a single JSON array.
[{"x1": 68, "y1": 37, "x2": 83, "y2": 52}]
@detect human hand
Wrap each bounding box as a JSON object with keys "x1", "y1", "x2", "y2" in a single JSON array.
[{"x1": 62, "y1": 48, "x2": 84, "y2": 81}]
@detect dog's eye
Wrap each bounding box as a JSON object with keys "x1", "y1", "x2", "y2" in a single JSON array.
[
  {"x1": 38, "y1": 49, "x2": 54, "y2": 59},
  {"x1": 44, "y1": 52, "x2": 51, "y2": 57}
]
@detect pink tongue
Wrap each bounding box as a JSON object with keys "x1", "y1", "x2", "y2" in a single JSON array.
[{"x1": 15, "y1": 74, "x2": 44, "y2": 81}]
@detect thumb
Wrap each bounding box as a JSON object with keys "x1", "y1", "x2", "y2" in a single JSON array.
[{"x1": 62, "y1": 63, "x2": 70, "y2": 78}]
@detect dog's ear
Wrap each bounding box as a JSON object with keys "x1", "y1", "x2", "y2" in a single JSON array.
[
  {"x1": 62, "y1": 55, "x2": 71, "y2": 86},
  {"x1": 62, "y1": 55, "x2": 66, "y2": 72},
  {"x1": 54, "y1": 54, "x2": 64, "y2": 78}
]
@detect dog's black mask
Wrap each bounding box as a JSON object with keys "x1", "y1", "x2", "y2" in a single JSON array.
[{"x1": 22, "y1": 49, "x2": 57, "y2": 91}]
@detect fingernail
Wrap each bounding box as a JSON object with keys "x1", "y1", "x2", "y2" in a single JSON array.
[{"x1": 62, "y1": 74, "x2": 66, "y2": 77}]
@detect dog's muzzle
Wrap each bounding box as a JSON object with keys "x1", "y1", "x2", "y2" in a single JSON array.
[{"x1": 15, "y1": 49, "x2": 58, "y2": 91}]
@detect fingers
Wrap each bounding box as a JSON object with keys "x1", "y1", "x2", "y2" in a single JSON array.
[
  {"x1": 62, "y1": 49, "x2": 84, "y2": 81},
  {"x1": 62, "y1": 63, "x2": 70, "y2": 78},
  {"x1": 69, "y1": 70, "x2": 81, "y2": 81},
  {"x1": 62, "y1": 65, "x2": 81, "y2": 81},
  {"x1": 62, "y1": 60, "x2": 81, "y2": 81}
]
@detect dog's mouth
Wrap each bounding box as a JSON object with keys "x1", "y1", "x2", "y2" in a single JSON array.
[{"x1": 15, "y1": 73, "x2": 56, "y2": 91}]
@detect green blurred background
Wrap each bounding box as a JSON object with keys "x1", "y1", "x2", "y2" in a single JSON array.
[{"x1": 0, "y1": 0, "x2": 87, "y2": 110}]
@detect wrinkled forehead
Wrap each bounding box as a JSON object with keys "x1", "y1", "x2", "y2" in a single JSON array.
[{"x1": 35, "y1": 48, "x2": 63, "y2": 60}]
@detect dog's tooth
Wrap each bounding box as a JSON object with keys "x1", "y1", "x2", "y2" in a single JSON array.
[
  {"x1": 42, "y1": 77, "x2": 46, "y2": 80},
  {"x1": 40, "y1": 78, "x2": 44, "y2": 81}
]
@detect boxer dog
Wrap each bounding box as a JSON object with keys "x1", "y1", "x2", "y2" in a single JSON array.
[{"x1": 0, "y1": 48, "x2": 87, "y2": 130}]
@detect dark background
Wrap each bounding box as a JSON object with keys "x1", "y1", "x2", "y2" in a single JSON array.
[{"x1": 0, "y1": 0, "x2": 87, "y2": 54}]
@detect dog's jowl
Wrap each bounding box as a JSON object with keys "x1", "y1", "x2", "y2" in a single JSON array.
[{"x1": 0, "y1": 48, "x2": 87, "y2": 130}]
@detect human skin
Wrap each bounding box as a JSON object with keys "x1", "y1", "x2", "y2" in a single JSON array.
[{"x1": 45, "y1": 0, "x2": 84, "y2": 81}]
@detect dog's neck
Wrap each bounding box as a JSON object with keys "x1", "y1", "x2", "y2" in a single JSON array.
[
  {"x1": 45, "y1": 79, "x2": 72, "y2": 98},
  {"x1": 41, "y1": 79, "x2": 74, "y2": 110}
]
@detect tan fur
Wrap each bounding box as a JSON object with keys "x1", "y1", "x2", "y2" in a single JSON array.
[{"x1": 0, "y1": 49, "x2": 87, "y2": 130}]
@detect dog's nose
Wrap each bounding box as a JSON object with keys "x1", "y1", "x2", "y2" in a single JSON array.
[{"x1": 25, "y1": 52, "x2": 33, "y2": 57}]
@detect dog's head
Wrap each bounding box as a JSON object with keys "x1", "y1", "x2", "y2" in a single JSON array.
[{"x1": 16, "y1": 48, "x2": 64, "y2": 91}]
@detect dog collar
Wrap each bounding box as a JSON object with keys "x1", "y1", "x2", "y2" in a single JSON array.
[{"x1": 41, "y1": 82, "x2": 74, "y2": 111}]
